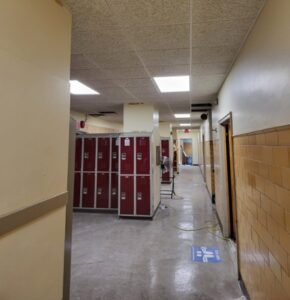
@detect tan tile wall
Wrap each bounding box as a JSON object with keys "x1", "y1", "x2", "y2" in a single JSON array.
[{"x1": 234, "y1": 127, "x2": 290, "y2": 299}]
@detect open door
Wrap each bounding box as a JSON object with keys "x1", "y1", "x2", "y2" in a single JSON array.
[{"x1": 220, "y1": 114, "x2": 237, "y2": 242}]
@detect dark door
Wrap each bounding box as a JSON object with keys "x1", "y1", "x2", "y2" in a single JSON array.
[
  {"x1": 136, "y1": 175, "x2": 150, "y2": 215},
  {"x1": 136, "y1": 137, "x2": 150, "y2": 175},
  {"x1": 111, "y1": 173, "x2": 118, "y2": 209},
  {"x1": 111, "y1": 137, "x2": 119, "y2": 172},
  {"x1": 73, "y1": 173, "x2": 81, "y2": 207},
  {"x1": 75, "y1": 138, "x2": 82, "y2": 171},
  {"x1": 120, "y1": 176, "x2": 134, "y2": 215},
  {"x1": 120, "y1": 137, "x2": 134, "y2": 175},
  {"x1": 97, "y1": 137, "x2": 110, "y2": 171},
  {"x1": 96, "y1": 173, "x2": 109, "y2": 208},
  {"x1": 83, "y1": 138, "x2": 96, "y2": 171},
  {"x1": 82, "y1": 173, "x2": 95, "y2": 208}
]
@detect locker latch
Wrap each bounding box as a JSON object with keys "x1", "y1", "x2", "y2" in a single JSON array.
[
  {"x1": 121, "y1": 153, "x2": 126, "y2": 160},
  {"x1": 83, "y1": 188, "x2": 88, "y2": 195},
  {"x1": 137, "y1": 192, "x2": 142, "y2": 201},
  {"x1": 98, "y1": 152, "x2": 103, "y2": 159},
  {"x1": 97, "y1": 188, "x2": 102, "y2": 195},
  {"x1": 112, "y1": 188, "x2": 116, "y2": 196},
  {"x1": 121, "y1": 192, "x2": 126, "y2": 200},
  {"x1": 112, "y1": 152, "x2": 117, "y2": 159},
  {"x1": 137, "y1": 153, "x2": 142, "y2": 160},
  {"x1": 84, "y1": 152, "x2": 89, "y2": 159}
]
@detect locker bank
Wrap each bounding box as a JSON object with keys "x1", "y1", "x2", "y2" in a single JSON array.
[{"x1": 1, "y1": 1, "x2": 290, "y2": 300}]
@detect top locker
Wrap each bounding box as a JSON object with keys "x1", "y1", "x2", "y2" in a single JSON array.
[
  {"x1": 97, "y1": 137, "x2": 110, "y2": 172},
  {"x1": 83, "y1": 137, "x2": 96, "y2": 171}
]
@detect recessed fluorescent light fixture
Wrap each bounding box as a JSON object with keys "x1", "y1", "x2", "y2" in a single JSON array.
[
  {"x1": 70, "y1": 80, "x2": 99, "y2": 95},
  {"x1": 153, "y1": 75, "x2": 190, "y2": 93},
  {"x1": 180, "y1": 123, "x2": 191, "y2": 127},
  {"x1": 174, "y1": 113, "x2": 190, "y2": 119}
]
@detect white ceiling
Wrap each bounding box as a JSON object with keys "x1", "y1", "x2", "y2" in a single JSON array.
[{"x1": 64, "y1": 0, "x2": 265, "y2": 123}]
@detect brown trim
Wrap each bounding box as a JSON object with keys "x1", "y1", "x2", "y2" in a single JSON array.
[
  {"x1": 0, "y1": 193, "x2": 67, "y2": 237},
  {"x1": 233, "y1": 123, "x2": 290, "y2": 138},
  {"x1": 55, "y1": 0, "x2": 64, "y2": 6}
]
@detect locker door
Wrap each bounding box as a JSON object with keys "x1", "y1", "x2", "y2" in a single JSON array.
[
  {"x1": 136, "y1": 176, "x2": 150, "y2": 215},
  {"x1": 120, "y1": 176, "x2": 134, "y2": 215},
  {"x1": 82, "y1": 173, "x2": 95, "y2": 208},
  {"x1": 75, "y1": 138, "x2": 82, "y2": 171},
  {"x1": 96, "y1": 173, "x2": 109, "y2": 208},
  {"x1": 83, "y1": 138, "x2": 96, "y2": 171},
  {"x1": 161, "y1": 139, "x2": 170, "y2": 182},
  {"x1": 111, "y1": 173, "x2": 118, "y2": 209},
  {"x1": 73, "y1": 173, "x2": 81, "y2": 207},
  {"x1": 97, "y1": 137, "x2": 110, "y2": 171},
  {"x1": 136, "y1": 137, "x2": 150, "y2": 175},
  {"x1": 120, "y1": 137, "x2": 134, "y2": 174},
  {"x1": 111, "y1": 137, "x2": 119, "y2": 172}
]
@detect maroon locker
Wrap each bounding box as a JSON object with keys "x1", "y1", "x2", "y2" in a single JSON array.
[
  {"x1": 97, "y1": 137, "x2": 110, "y2": 171},
  {"x1": 136, "y1": 137, "x2": 150, "y2": 174},
  {"x1": 73, "y1": 173, "x2": 81, "y2": 207},
  {"x1": 120, "y1": 176, "x2": 134, "y2": 214},
  {"x1": 161, "y1": 139, "x2": 170, "y2": 182},
  {"x1": 75, "y1": 138, "x2": 82, "y2": 171},
  {"x1": 82, "y1": 173, "x2": 95, "y2": 208},
  {"x1": 111, "y1": 173, "x2": 118, "y2": 209},
  {"x1": 120, "y1": 137, "x2": 134, "y2": 174},
  {"x1": 83, "y1": 138, "x2": 96, "y2": 171},
  {"x1": 136, "y1": 176, "x2": 151, "y2": 215},
  {"x1": 96, "y1": 173, "x2": 109, "y2": 208},
  {"x1": 111, "y1": 137, "x2": 119, "y2": 172}
]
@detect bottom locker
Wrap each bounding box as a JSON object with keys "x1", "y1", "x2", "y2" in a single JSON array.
[
  {"x1": 136, "y1": 176, "x2": 151, "y2": 216},
  {"x1": 96, "y1": 173, "x2": 109, "y2": 208},
  {"x1": 73, "y1": 172, "x2": 81, "y2": 207},
  {"x1": 82, "y1": 173, "x2": 95, "y2": 208},
  {"x1": 120, "y1": 176, "x2": 134, "y2": 215},
  {"x1": 111, "y1": 173, "x2": 118, "y2": 209}
]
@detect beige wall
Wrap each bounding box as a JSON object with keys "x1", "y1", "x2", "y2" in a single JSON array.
[
  {"x1": 211, "y1": 0, "x2": 290, "y2": 298},
  {"x1": 71, "y1": 110, "x2": 122, "y2": 133},
  {"x1": 0, "y1": 1, "x2": 71, "y2": 299}
]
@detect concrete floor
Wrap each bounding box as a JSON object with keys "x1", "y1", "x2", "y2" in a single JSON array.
[{"x1": 70, "y1": 166, "x2": 244, "y2": 300}]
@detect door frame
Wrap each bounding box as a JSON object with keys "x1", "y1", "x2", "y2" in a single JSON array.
[{"x1": 219, "y1": 112, "x2": 240, "y2": 275}]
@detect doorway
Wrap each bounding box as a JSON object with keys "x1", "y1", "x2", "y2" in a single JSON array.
[
  {"x1": 220, "y1": 114, "x2": 237, "y2": 242},
  {"x1": 180, "y1": 138, "x2": 193, "y2": 165}
]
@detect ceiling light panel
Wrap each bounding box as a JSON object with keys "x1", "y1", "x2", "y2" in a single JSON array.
[
  {"x1": 153, "y1": 76, "x2": 190, "y2": 93},
  {"x1": 180, "y1": 123, "x2": 191, "y2": 127},
  {"x1": 70, "y1": 80, "x2": 99, "y2": 95},
  {"x1": 174, "y1": 113, "x2": 190, "y2": 118}
]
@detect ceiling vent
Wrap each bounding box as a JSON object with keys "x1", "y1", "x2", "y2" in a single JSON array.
[
  {"x1": 191, "y1": 103, "x2": 212, "y2": 112},
  {"x1": 89, "y1": 111, "x2": 116, "y2": 118}
]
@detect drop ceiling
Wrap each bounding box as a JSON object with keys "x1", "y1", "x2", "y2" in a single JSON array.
[{"x1": 64, "y1": 0, "x2": 265, "y2": 123}]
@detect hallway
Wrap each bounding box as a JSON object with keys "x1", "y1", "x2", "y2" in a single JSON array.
[{"x1": 70, "y1": 166, "x2": 242, "y2": 300}]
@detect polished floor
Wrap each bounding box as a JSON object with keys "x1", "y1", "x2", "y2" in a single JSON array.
[{"x1": 70, "y1": 166, "x2": 244, "y2": 300}]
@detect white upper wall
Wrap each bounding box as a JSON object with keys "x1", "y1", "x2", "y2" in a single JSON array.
[
  {"x1": 71, "y1": 111, "x2": 122, "y2": 133},
  {"x1": 213, "y1": 0, "x2": 290, "y2": 136}
]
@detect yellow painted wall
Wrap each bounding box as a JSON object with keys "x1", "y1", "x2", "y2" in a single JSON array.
[{"x1": 0, "y1": 1, "x2": 71, "y2": 299}]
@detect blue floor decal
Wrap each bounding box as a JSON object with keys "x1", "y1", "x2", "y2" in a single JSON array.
[{"x1": 192, "y1": 246, "x2": 222, "y2": 263}]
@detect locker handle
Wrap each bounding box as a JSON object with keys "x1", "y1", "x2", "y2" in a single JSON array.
[
  {"x1": 121, "y1": 192, "x2": 126, "y2": 200},
  {"x1": 137, "y1": 192, "x2": 142, "y2": 201},
  {"x1": 83, "y1": 188, "x2": 88, "y2": 195},
  {"x1": 137, "y1": 153, "x2": 142, "y2": 160},
  {"x1": 112, "y1": 188, "x2": 117, "y2": 195},
  {"x1": 84, "y1": 152, "x2": 89, "y2": 159},
  {"x1": 97, "y1": 188, "x2": 102, "y2": 195},
  {"x1": 98, "y1": 152, "x2": 103, "y2": 159},
  {"x1": 121, "y1": 153, "x2": 126, "y2": 160}
]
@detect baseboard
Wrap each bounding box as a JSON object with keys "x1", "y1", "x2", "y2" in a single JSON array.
[
  {"x1": 73, "y1": 208, "x2": 118, "y2": 214},
  {"x1": 239, "y1": 275, "x2": 251, "y2": 300}
]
